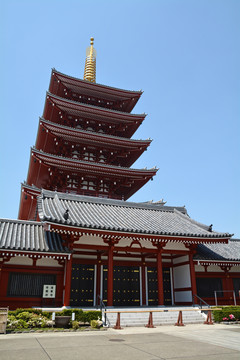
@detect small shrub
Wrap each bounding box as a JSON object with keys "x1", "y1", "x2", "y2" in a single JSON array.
[
  {"x1": 72, "y1": 320, "x2": 80, "y2": 330},
  {"x1": 213, "y1": 306, "x2": 240, "y2": 322},
  {"x1": 16, "y1": 312, "x2": 33, "y2": 321},
  {"x1": 90, "y1": 319, "x2": 102, "y2": 329}
]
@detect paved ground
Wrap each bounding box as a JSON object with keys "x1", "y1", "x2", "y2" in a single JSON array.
[{"x1": 0, "y1": 323, "x2": 239, "y2": 360}]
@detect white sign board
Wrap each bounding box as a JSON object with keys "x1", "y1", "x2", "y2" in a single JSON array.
[{"x1": 42, "y1": 285, "x2": 56, "y2": 298}]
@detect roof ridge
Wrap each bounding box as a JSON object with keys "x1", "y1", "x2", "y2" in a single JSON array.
[
  {"x1": 0, "y1": 218, "x2": 42, "y2": 226},
  {"x1": 40, "y1": 189, "x2": 185, "y2": 213}
]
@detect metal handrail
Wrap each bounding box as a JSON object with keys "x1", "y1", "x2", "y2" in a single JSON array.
[
  {"x1": 193, "y1": 294, "x2": 210, "y2": 308},
  {"x1": 97, "y1": 295, "x2": 108, "y2": 326}
]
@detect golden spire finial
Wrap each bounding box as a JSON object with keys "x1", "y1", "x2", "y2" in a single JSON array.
[{"x1": 83, "y1": 37, "x2": 96, "y2": 83}]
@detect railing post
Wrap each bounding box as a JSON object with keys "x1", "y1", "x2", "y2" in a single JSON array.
[
  {"x1": 175, "y1": 311, "x2": 184, "y2": 326},
  {"x1": 113, "y1": 312, "x2": 122, "y2": 329},
  {"x1": 145, "y1": 311, "x2": 155, "y2": 328},
  {"x1": 204, "y1": 310, "x2": 213, "y2": 325}
]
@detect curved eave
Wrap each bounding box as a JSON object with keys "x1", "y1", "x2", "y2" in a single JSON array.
[
  {"x1": 29, "y1": 148, "x2": 157, "y2": 178},
  {"x1": 41, "y1": 222, "x2": 232, "y2": 245},
  {"x1": 36, "y1": 118, "x2": 151, "y2": 151},
  {"x1": 18, "y1": 184, "x2": 41, "y2": 221},
  {"x1": 43, "y1": 92, "x2": 146, "y2": 122},
  {"x1": 49, "y1": 69, "x2": 142, "y2": 112}
]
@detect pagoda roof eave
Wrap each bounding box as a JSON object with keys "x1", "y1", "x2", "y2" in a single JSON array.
[
  {"x1": 26, "y1": 148, "x2": 157, "y2": 200},
  {"x1": 50, "y1": 68, "x2": 143, "y2": 98},
  {"x1": 37, "y1": 118, "x2": 151, "y2": 149},
  {"x1": 44, "y1": 92, "x2": 146, "y2": 121},
  {"x1": 29, "y1": 147, "x2": 158, "y2": 177}
]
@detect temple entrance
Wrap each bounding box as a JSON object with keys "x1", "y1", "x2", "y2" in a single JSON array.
[
  {"x1": 70, "y1": 264, "x2": 95, "y2": 307},
  {"x1": 102, "y1": 265, "x2": 140, "y2": 306},
  {"x1": 147, "y1": 266, "x2": 172, "y2": 306}
]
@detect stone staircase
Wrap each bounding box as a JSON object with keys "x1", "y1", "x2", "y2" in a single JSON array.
[{"x1": 103, "y1": 307, "x2": 207, "y2": 327}]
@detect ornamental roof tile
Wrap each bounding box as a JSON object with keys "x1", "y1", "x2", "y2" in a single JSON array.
[
  {"x1": 195, "y1": 240, "x2": 240, "y2": 261},
  {"x1": 38, "y1": 190, "x2": 231, "y2": 240},
  {"x1": 0, "y1": 219, "x2": 69, "y2": 253}
]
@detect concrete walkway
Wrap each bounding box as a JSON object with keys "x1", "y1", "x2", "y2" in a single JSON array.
[{"x1": 0, "y1": 323, "x2": 239, "y2": 360}]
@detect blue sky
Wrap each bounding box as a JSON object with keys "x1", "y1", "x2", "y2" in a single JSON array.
[{"x1": 0, "y1": 0, "x2": 239, "y2": 237}]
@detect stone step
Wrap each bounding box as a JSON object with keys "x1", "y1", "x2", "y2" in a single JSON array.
[{"x1": 103, "y1": 307, "x2": 206, "y2": 327}]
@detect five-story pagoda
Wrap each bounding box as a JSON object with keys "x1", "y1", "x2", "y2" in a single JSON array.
[{"x1": 19, "y1": 38, "x2": 157, "y2": 220}]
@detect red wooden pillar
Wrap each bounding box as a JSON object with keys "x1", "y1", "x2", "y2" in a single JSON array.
[
  {"x1": 141, "y1": 258, "x2": 146, "y2": 306},
  {"x1": 107, "y1": 242, "x2": 114, "y2": 306},
  {"x1": 221, "y1": 265, "x2": 232, "y2": 304},
  {"x1": 157, "y1": 246, "x2": 164, "y2": 305},
  {"x1": 96, "y1": 253, "x2": 102, "y2": 305},
  {"x1": 189, "y1": 253, "x2": 197, "y2": 303},
  {"x1": 63, "y1": 255, "x2": 72, "y2": 306}
]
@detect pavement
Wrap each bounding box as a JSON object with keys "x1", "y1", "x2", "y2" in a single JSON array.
[{"x1": 0, "y1": 323, "x2": 240, "y2": 360}]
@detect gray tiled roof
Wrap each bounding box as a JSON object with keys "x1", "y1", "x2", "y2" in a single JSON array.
[
  {"x1": 0, "y1": 219, "x2": 69, "y2": 253},
  {"x1": 195, "y1": 240, "x2": 240, "y2": 261},
  {"x1": 38, "y1": 190, "x2": 231, "y2": 239}
]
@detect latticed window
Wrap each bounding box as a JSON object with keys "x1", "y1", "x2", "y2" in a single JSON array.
[
  {"x1": 98, "y1": 154, "x2": 106, "y2": 163},
  {"x1": 99, "y1": 182, "x2": 109, "y2": 193},
  {"x1": 8, "y1": 273, "x2": 56, "y2": 297},
  {"x1": 67, "y1": 178, "x2": 78, "y2": 189},
  {"x1": 81, "y1": 180, "x2": 96, "y2": 191},
  {"x1": 83, "y1": 152, "x2": 95, "y2": 162}
]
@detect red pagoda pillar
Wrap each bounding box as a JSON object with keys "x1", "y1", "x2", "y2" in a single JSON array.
[
  {"x1": 63, "y1": 255, "x2": 72, "y2": 306},
  {"x1": 157, "y1": 245, "x2": 164, "y2": 305}
]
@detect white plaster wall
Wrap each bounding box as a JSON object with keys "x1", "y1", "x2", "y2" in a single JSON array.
[
  {"x1": 165, "y1": 242, "x2": 188, "y2": 251},
  {"x1": 173, "y1": 264, "x2": 191, "y2": 288},
  {"x1": 229, "y1": 266, "x2": 240, "y2": 273},
  {"x1": 173, "y1": 255, "x2": 189, "y2": 265},
  {"x1": 162, "y1": 258, "x2": 171, "y2": 263},
  {"x1": 115, "y1": 237, "x2": 155, "y2": 249},
  {"x1": 74, "y1": 235, "x2": 104, "y2": 246},
  {"x1": 207, "y1": 265, "x2": 224, "y2": 272},
  {"x1": 175, "y1": 290, "x2": 192, "y2": 302},
  {"x1": 194, "y1": 265, "x2": 205, "y2": 272},
  {"x1": 113, "y1": 257, "x2": 142, "y2": 262},
  {"x1": 7, "y1": 256, "x2": 33, "y2": 266},
  {"x1": 145, "y1": 258, "x2": 156, "y2": 263},
  {"x1": 36, "y1": 258, "x2": 62, "y2": 267},
  {"x1": 73, "y1": 255, "x2": 97, "y2": 259}
]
